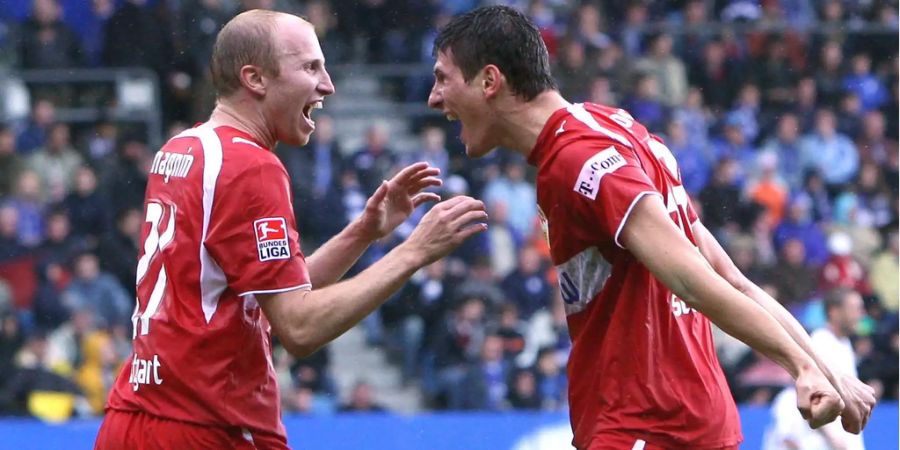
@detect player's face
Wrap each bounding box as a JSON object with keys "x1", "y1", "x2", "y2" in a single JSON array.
[
  {"x1": 266, "y1": 19, "x2": 335, "y2": 147},
  {"x1": 428, "y1": 50, "x2": 498, "y2": 158}
]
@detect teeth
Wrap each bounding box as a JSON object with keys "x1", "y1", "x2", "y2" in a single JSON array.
[
  {"x1": 312, "y1": 100, "x2": 323, "y2": 109},
  {"x1": 445, "y1": 114, "x2": 458, "y2": 121}
]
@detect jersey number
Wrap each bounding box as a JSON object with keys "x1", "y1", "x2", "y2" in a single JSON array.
[{"x1": 133, "y1": 202, "x2": 176, "y2": 338}]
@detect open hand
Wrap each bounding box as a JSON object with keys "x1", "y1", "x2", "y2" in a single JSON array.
[
  {"x1": 356, "y1": 162, "x2": 442, "y2": 241},
  {"x1": 404, "y1": 195, "x2": 488, "y2": 265}
]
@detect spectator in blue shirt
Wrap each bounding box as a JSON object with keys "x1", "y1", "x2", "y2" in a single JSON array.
[
  {"x1": 843, "y1": 53, "x2": 888, "y2": 112},
  {"x1": 799, "y1": 109, "x2": 860, "y2": 187}
]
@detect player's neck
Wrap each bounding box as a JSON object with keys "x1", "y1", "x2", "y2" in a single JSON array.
[
  {"x1": 208, "y1": 99, "x2": 277, "y2": 149},
  {"x1": 494, "y1": 90, "x2": 570, "y2": 158}
]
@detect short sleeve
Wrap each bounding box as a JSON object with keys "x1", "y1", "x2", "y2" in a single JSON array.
[
  {"x1": 556, "y1": 143, "x2": 661, "y2": 249},
  {"x1": 205, "y1": 158, "x2": 311, "y2": 296}
]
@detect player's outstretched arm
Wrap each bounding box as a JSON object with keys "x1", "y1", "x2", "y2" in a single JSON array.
[
  {"x1": 620, "y1": 195, "x2": 843, "y2": 429},
  {"x1": 257, "y1": 195, "x2": 486, "y2": 357},
  {"x1": 691, "y1": 221, "x2": 876, "y2": 434},
  {"x1": 304, "y1": 162, "x2": 442, "y2": 288}
]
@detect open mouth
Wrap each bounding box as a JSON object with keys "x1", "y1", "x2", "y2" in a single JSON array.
[{"x1": 302, "y1": 100, "x2": 324, "y2": 127}]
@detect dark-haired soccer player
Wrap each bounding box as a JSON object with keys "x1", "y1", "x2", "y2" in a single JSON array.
[{"x1": 428, "y1": 6, "x2": 875, "y2": 450}]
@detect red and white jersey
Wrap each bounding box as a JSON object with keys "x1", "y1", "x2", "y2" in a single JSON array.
[
  {"x1": 529, "y1": 103, "x2": 741, "y2": 449},
  {"x1": 106, "y1": 124, "x2": 311, "y2": 441}
]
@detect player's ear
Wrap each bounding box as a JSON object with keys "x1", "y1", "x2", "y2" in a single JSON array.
[
  {"x1": 481, "y1": 65, "x2": 503, "y2": 99},
  {"x1": 239, "y1": 64, "x2": 267, "y2": 97}
]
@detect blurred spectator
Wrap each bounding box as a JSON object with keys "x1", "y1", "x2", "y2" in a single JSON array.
[
  {"x1": 533, "y1": 346, "x2": 567, "y2": 411},
  {"x1": 815, "y1": 40, "x2": 846, "y2": 107},
  {"x1": 18, "y1": 0, "x2": 83, "y2": 70},
  {"x1": 820, "y1": 232, "x2": 871, "y2": 295},
  {"x1": 501, "y1": 247, "x2": 551, "y2": 320},
  {"x1": 102, "y1": 0, "x2": 172, "y2": 75},
  {"x1": 0, "y1": 206, "x2": 28, "y2": 262},
  {"x1": 0, "y1": 126, "x2": 23, "y2": 198},
  {"x1": 746, "y1": 151, "x2": 787, "y2": 228},
  {"x1": 96, "y1": 207, "x2": 140, "y2": 298},
  {"x1": 428, "y1": 296, "x2": 487, "y2": 408},
  {"x1": 74, "y1": 330, "x2": 117, "y2": 415},
  {"x1": 61, "y1": 166, "x2": 109, "y2": 242},
  {"x1": 278, "y1": 114, "x2": 344, "y2": 244},
  {"x1": 507, "y1": 368, "x2": 541, "y2": 410},
  {"x1": 855, "y1": 110, "x2": 895, "y2": 165},
  {"x1": 26, "y1": 123, "x2": 84, "y2": 203},
  {"x1": 338, "y1": 381, "x2": 387, "y2": 413},
  {"x1": 800, "y1": 169, "x2": 833, "y2": 223},
  {"x1": 752, "y1": 38, "x2": 797, "y2": 110},
  {"x1": 699, "y1": 158, "x2": 742, "y2": 231},
  {"x1": 61, "y1": 252, "x2": 130, "y2": 329},
  {"x1": 671, "y1": 87, "x2": 711, "y2": 151},
  {"x1": 492, "y1": 303, "x2": 526, "y2": 363},
  {"x1": 843, "y1": 52, "x2": 888, "y2": 112},
  {"x1": 664, "y1": 118, "x2": 710, "y2": 194},
  {"x1": 0, "y1": 313, "x2": 24, "y2": 389},
  {"x1": 482, "y1": 158, "x2": 536, "y2": 243},
  {"x1": 32, "y1": 262, "x2": 69, "y2": 331},
  {"x1": 36, "y1": 209, "x2": 85, "y2": 268},
  {"x1": 725, "y1": 83, "x2": 761, "y2": 144},
  {"x1": 768, "y1": 239, "x2": 818, "y2": 305},
  {"x1": 799, "y1": 109, "x2": 860, "y2": 188},
  {"x1": 622, "y1": 73, "x2": 666, "y2": 132},
  {"x1": 555, "y1": 39, "x2": 594, "y2": 102},
  {"x1": 457, "y1": 334, "x2": 509, "y2": 411},
  {"x1": 773, "y1": 195, "x2": 828, "y2": 267},
  {"x1": 349, "y1": 122, "x2": 398, "y2": 194},
  {"x1": 791, "y1": 76, "x2": 819, "y2": 130},
  {"x1": 5, "y1": 170, "x2": 45, "y2": 248},
  {"x1": 633, "y1": 32, "x2": 688, "y2": 106},
  {"x1": 713, "y1": 114, "x2": 756, "y2": 182},
  {"x1": 838, "y1": 90, "x2": 866, "y2": 139},
  {"x1": 46, "y1": 307, "x2": 96, "y2": 376},
  {"x1": 104, "y1": 136, "x2": 150, "y2": 219},
  {"x1": 572, "y1": 3, "x2": 611, "y2": 55},
  {"x1": 82, "y1": 121, "x2": 119, "y2": 166},
  {"x1": 760, "y1": 113, "x2": 804, "y2": 192},
  {"x1": 0, "y1": 331, "x2": 83, "y2": 419},
  {"x1": 869, "y1": 232, "x2": 898, "y2": 312},
  {"x1": 689, "y1": 40, "x2": 741, "y2": 112},
  {"x1": 15, "y1": 99, "x2": 55, "y2": 155}
]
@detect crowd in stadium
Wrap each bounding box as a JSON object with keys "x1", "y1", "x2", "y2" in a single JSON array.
[{"x1": 0, "y1": 0, "x2": 897, "y2": 419}]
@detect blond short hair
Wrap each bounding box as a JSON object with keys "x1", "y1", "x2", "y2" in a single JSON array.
[{"x1": 210, "y1": 9, "x2": 283, "y2": 97}]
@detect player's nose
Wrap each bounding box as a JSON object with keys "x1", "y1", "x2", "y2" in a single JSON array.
[
  {"x1": 427, "y1": 85, "x2": 442, "y2": 110},
  {"x1": 319, "y1": 69, "x2": 335, "y2": 96}
]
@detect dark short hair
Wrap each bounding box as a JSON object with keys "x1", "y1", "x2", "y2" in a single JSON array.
[
  {"x1": 433, "y1": 5, "x2": 557, "y2": 101},
  {"x1": 824, "y1": 288, "x2": 854, "y2": 317}
]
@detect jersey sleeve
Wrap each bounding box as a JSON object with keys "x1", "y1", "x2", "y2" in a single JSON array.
[
  {"x1": 204, "y1": 157, "x2": 311, "y2": 296},
  {"x1": 554, "y1": 142, "x2": 661, "y2": 249}
]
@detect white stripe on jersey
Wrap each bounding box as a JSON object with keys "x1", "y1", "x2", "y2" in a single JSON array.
[
  {"x1": 632, "y1": 439, "x2": 646, "y2": 450},
  {"x1": 179, "y1": 125, "x2": 228, "y2": 323},
  {"x1": 567, "y1": 103, "x2": 633, "y2": 148}
]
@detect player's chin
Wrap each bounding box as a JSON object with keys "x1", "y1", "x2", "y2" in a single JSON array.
[{"x1": 465, "y1": 142, "x2": 495, "y2": 159}]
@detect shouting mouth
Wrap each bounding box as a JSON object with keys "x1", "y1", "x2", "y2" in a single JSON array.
[{"x1": 302, "y1": 100, "x2": 324, "y2": 128}]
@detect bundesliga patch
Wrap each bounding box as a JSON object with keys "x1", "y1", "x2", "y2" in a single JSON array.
[
  {"x1": 573, "y1": 146, "x2": 626, "y2": 200},
  {"x1": 254, "y1": 217, "x2": 290, "y2": 261}
]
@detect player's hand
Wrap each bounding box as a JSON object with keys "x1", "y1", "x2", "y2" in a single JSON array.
[
  {"x1": 403, "y1": 195, "x2": 487, "y2": 265},
  {"x1": 795, "y1": 367, "x2": 844, "y2": 429},
  {"x1": 836, "y1": 373, "x2": 876, "y2": 434},
  {"x1": 356, "y1": 162, "x2": 442, "y2": 241}
]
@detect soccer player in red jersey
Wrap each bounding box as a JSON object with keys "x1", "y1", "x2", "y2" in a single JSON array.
[
  {"x1": 94, "y1": 10, "x2": 487, "y2": 450},
  {"x1": 427, "y1": 6, "x2": 875, "y2": 450}
]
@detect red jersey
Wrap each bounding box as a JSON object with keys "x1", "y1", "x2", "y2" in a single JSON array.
[
  {"x1": 528, "y1": 103, "x2": 742, "y2": 449},
  {"x1": 106, "y1": 124, "x2": 311, "y2": 442}
]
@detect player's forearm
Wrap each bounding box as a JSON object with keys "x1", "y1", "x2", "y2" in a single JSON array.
[
  {"x1": 277, "y1": 243, "x2": 424, "y2": 356},
  {"x1": 676, "y1": 261, "x2": 816, "y2": 378},
  {"x1": 305, "y1": 219, "x2": 374, "y2": 288},
  {"x1": 693, "y1": 223, "x2": 846, "y2": 393},
  {"x1": 737, "y1": 280, "x2": 844, "y2": 392}
]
